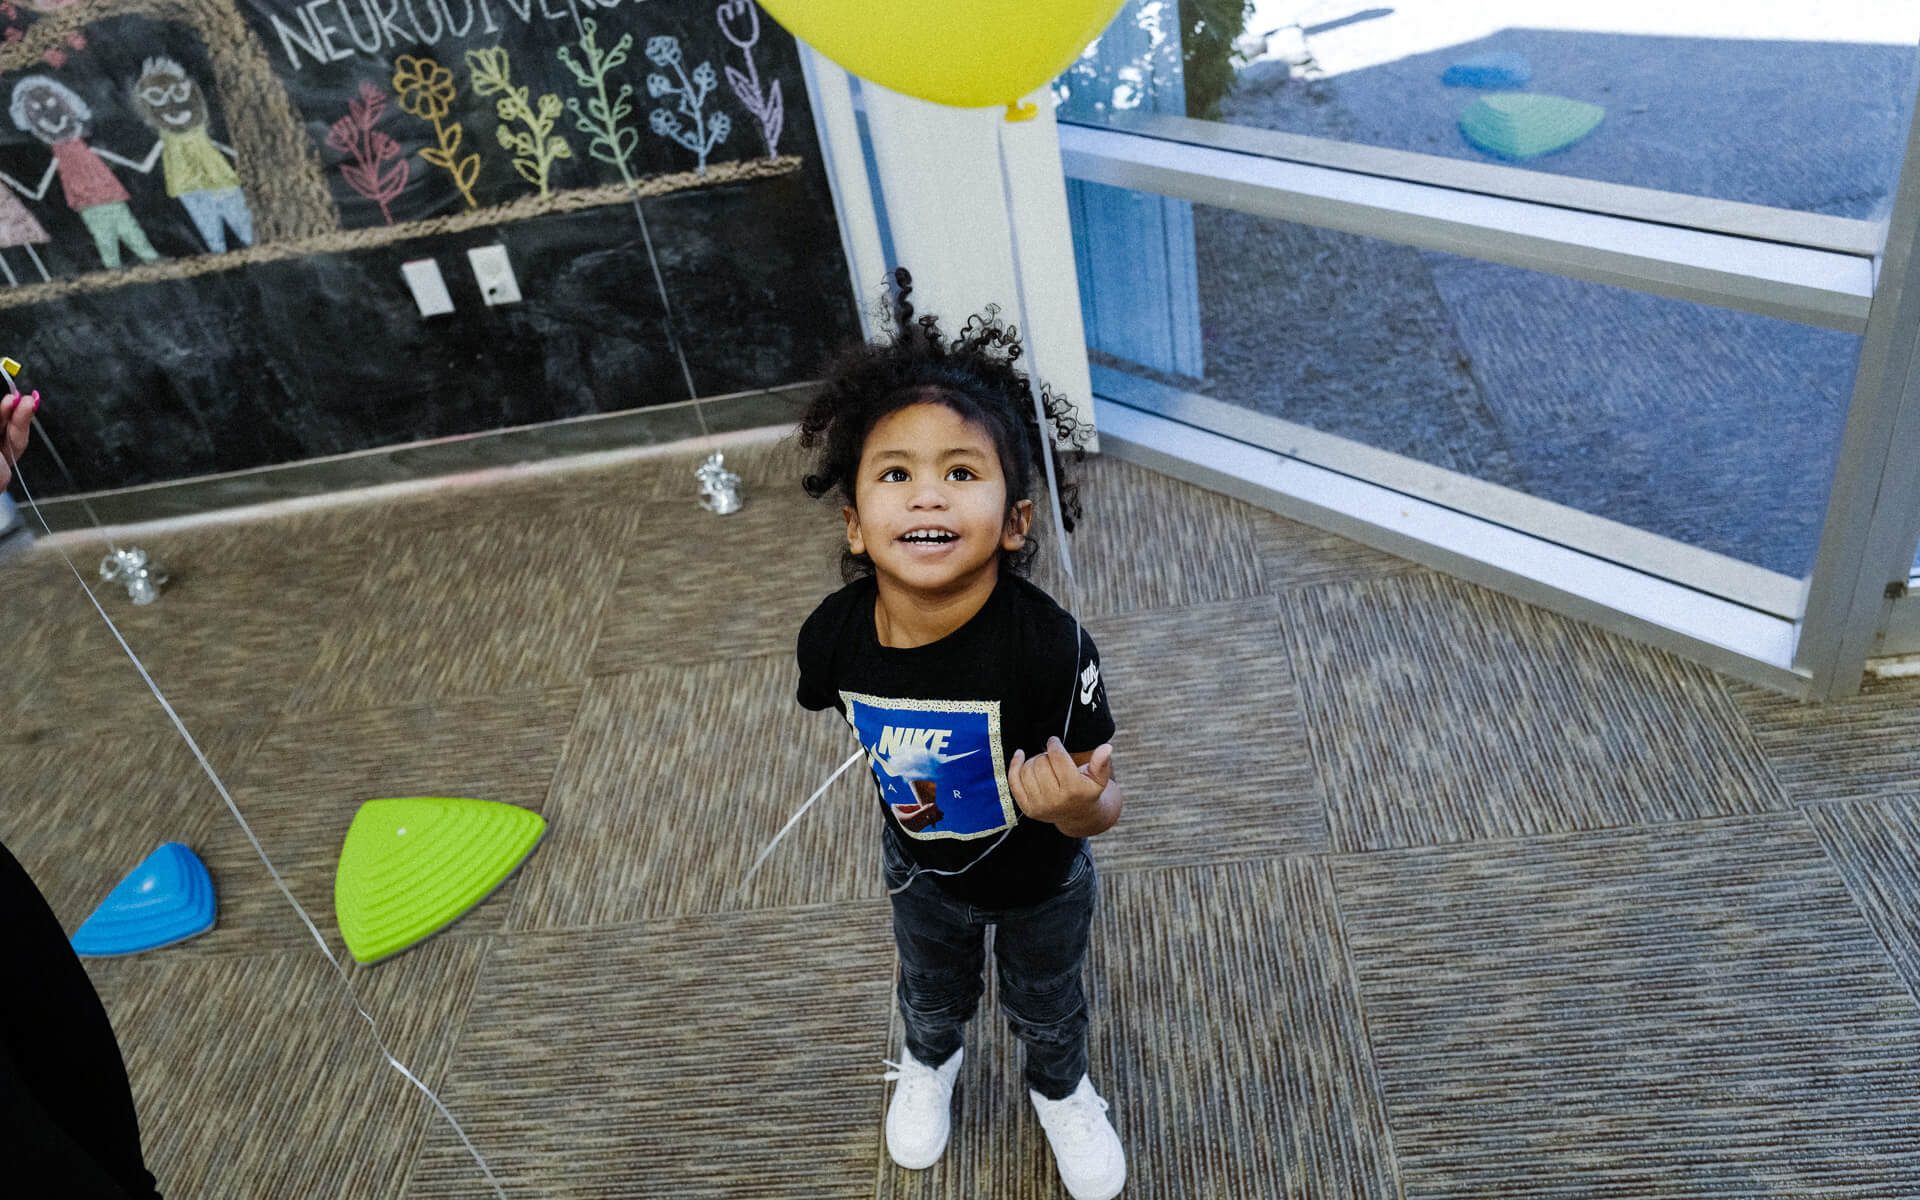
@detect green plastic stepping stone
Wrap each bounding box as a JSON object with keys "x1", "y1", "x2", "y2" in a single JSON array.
[
  {"x1": 1459, "y1": 93, "x2": 1604, "y2": 160},
  {"x1": 335, "y1": 797, "x2": 545, "y2": 964}
]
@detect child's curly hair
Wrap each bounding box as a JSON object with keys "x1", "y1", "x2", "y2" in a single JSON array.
[{"x1": 799, "y1": 268, "x2": 1087, "y2": 581}]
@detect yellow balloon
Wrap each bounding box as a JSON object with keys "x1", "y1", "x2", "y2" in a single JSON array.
[{"x1": 758, "y1": 0, "x2": 1127, "y2": 110}]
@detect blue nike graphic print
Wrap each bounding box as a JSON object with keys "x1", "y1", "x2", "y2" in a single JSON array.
[{"x1": 840, "y1": 691, "x2": 1016, "y2": 840}]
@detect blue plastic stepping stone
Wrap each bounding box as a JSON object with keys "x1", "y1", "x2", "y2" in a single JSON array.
[
  {"x1": 71, "y1": 842, "x2": 216, "y2": 957},
  {"x1": 1443, "y1": 52, "x2": 1532, "y2": 89}
]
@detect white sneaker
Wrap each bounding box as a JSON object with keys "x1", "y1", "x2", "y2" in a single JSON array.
[
  {"x1": 881, "y1": 1047, "x2": 964, "y2": 1169},
  {"x1": 1029, "y1": 1075, "x2": 1126, "y2": 1200}
]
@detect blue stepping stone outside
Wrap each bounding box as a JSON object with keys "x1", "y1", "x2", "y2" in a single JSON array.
[{"x1": 1443, "y1": 51, "x2": 1533, "y2": 89}]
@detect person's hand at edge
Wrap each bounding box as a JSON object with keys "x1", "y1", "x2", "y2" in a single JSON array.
[{"x1": 0, "y1": 389, "x2": 37, "y2": 494}]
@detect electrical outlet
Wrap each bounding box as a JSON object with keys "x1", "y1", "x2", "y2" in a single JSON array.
[
  {"x1": 468, "y1": 244, "x2": 522, "y2": 306},
  {"x1": 401, "y1": 259, "x2": 454, "y2": 317}
]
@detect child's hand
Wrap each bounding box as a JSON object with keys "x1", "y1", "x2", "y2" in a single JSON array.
[
  {"x1": 1008, "y1": 737, "x2": 1122, "y2": 838},
  {"x1": 0, "y1": 389, "x2": 35, "y2": 493}
]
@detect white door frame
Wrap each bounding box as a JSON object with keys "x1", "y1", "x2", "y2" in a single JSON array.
[{"x1": 798, "y1": 54, "x2": 1099, "y2": 448}]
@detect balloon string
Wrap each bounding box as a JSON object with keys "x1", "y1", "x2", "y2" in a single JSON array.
[
  {"x1": 8, "y1": 462, "x2": 510, "y2": 1200},
  {"x1": 994, "y1": 114, "x2": 1087, "y2": 742}
]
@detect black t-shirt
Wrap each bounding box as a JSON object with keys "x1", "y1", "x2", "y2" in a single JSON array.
[{"x1": 795, "y1": 571, "x2": 1116, "y2": 907}]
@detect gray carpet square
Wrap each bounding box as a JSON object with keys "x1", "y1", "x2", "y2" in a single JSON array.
[
  {"x1": 509, "y1": 659, "x2": 880, "y2": 930},
  {"x1": 0, "y1": 545, "x2": 92, "y2": 723},
  {"x1": 6, "y1": 512, "x2": 385, "y2": 741},
  {"x1": 1027, "y1": 456, "x2": 1266, "y2": 619},
  {"x1": 291, "y1": 513, "x2": 630, "y2": 712},
  {"x1": 0, "y1": 724, "x2": 263, "y2": 934},
  {"x1": 1250, "y1": 507, "x2": 1432, "y2": 592},
  {"x1": 341, "y1": 934, "x2": 501, "y2": 1091},
  {"x1": 0, "y1": 548, "x2": 71, "y2": 734},
  {"x1": 80, "y1": 944, "x2": 480, "y2": 1199},
  {"x1": 589, "y1": 489, "x2": 846, "y2": 674},
  {"x1": 404, "y1": 905, "x2": 895, "y2": 1198},
  {"x1": 237, "y1": 688, "x2": 584, "y2": 812},
  {"x1": 503, "y1": 656, "x2": 879, "y2": 925},
  {"x1": 1804, "y1": 794, "x2": 1920, "y2": 1000},
  {"x1": 1085, "y1": 600, "x2": 1329, "y2": 871},
  {"x1": 362, "y1": 457, "x2": 662, "y2": 537},
  {"x1": 1730, "y1": 675, "x2": 1920, "y2": 804},
  {"x1": 167, "y1": 689, "x2": 581, "y2": 959},
  {"x1": 0, "y1": 721, "x2": 261, "y2": 844},
  {"x1": 1334, "y1": 817, "x2": 1920, "y2": 1198},
  {"x1": 5, "y1": 603, "x2": 160, "y2": 745},
  {"x1": 0, "y1": 536, "x2": 79, "y2": 622},
  {"x1": 879, "y1": 859, "x2": 1400, "y2": 1199},
  {"x1": 1285, "y1": 572, "x2": 1785, "y2": 851}
]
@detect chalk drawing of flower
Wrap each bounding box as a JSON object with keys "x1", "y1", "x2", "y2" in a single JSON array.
[
  {"x1": 391, "y1": 54, "x2": 478, "y2": 208},
  {"x1": 393, "y1": 55, "x2": 457, "y2": 122},
  {"x1": 558, "y1": 17, "x2": 642, "y2": 188},
  {"x1": 468, "y1": 46, "x2": 571, "y2": 196},
  {"x1": 327, "y1": 81, "x2": 408, "y2": 225},
  {"x1": 716, "y1": 0, "x2": 755, "y2": 47},
  {"x1": 643, "y1": 34, "x2": 730, "y2": 174},
  {"x1": 645, "y1": 36, "x2": 680, "y2": 68},
  {"x1": 718, "y1": 0, "x2": 782, "y2": 157},
  {"x1": 466, "y1": 46, "x2": 509, "y2": 88}
]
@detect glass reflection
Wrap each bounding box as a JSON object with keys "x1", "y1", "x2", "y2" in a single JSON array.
[
  {"x1": 1073, "y1": 189, "x2": 1864, "y2": 578},
  {"x1": 1064, "y1": 1, "x2": 1920, "y2": 219}
]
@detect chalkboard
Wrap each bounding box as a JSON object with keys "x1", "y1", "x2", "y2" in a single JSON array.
[
  {"x1": 240, "y1": 0, "x2": 797, "y2": 225},
  {"x1": 0, "y1": 0, "x2": 856, "y2": 498},
  {"x1": 8, "y1": 167, "x2": 853, "y2": 493}
]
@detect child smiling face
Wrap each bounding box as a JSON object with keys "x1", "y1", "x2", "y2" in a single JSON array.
[{"x1": 844, "y1": 401, "x2": 1032, "y2": 600}]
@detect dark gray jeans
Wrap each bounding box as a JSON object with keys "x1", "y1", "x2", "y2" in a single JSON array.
[{"x1": 884, "y1": 834, "x2": 1098, "y2": 1101}]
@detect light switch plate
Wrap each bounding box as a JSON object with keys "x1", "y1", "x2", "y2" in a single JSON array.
[
  {"x1": 468, "y1": 244, "x2": 522, "y2": 306},
  {"x1": 401, "y1": 258, "x2": 454, "y2": 317}
]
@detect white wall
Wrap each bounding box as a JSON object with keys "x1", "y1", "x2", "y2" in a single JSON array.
[{"x1": 840, "y1": 79, "x2": 1100, "y2": 450}]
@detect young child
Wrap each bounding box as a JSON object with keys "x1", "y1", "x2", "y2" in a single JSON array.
[{"x1": 794, "y1": 271, "x2": 1127, "y2": 1200}]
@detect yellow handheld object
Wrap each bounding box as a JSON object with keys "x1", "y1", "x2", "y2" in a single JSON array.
[{"x1": 1, "y1": 357, "x2": 18, "y2": 397}]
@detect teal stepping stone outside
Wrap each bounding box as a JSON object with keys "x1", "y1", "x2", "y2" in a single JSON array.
[
  {"x1": 1460, "y1": 93, "x2": 1605, "y2": 160},
  {"x1": 71, "y1": 842, "x2": 216, "y2": 957},
  {"x1": 1443, "y1": 52, "x2": 1532, "y2": 89}
]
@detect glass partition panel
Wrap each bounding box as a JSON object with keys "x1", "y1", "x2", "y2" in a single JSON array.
[
  {"x1": 1061, "y1": 1, "x2": 1920, "y2": 221},
  {"x1": 1075, "y1": 184, "x2": 1864, "y2": 589}
]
